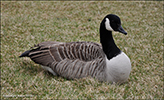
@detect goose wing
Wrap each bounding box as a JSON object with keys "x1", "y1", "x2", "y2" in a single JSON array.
[{"x1": 25, "y1": 41, "x2": 106, "y2": 79}]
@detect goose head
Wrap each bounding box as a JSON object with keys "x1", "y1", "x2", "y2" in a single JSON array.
[
  {"x1": 100, "y1": 14, "x2": 128, "y2": 60},
  {"x1": 103, "y1": 14, "x2": 127, "y2": 35}
]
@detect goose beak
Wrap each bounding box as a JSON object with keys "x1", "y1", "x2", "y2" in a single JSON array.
[{"x1": 118, "y1": 26, "x2": 127, "y2": 35}]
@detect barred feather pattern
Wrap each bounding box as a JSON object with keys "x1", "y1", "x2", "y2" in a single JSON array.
[{"x1": 28, "y1": 41, "x2": 107, "y2": 81}]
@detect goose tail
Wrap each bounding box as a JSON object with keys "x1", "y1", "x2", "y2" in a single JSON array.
[{"x1": 19, "y1": 50, "x2": 31, "y2": 57}]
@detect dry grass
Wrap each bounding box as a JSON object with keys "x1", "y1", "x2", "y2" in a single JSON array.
[{"x1": 1, "y1": 1, "x2": 163, "y2": 99}]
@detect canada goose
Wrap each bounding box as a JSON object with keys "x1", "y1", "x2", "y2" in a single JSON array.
[{"x1": 19, "y1": 14, "x2": 131, "y2": 84}]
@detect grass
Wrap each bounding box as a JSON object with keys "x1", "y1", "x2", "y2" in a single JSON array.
[{"x1": 1, "y1": 1, "x2": 163, "y2": 99}]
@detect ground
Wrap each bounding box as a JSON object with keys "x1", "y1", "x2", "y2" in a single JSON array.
[{"x1": 1, "y1": 1, "x2": 163, "y2": 99}]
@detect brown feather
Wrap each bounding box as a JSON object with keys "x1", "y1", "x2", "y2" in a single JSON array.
[{"x1": 27, "y1": 41, "x2": 106, "y2": 79}]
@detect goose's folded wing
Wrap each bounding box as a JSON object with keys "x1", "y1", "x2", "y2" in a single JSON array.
[
  {"x1": 27, "y1": 41, "x2": 106, "y2": 79},
  {"x1": 28, "y1": 41, "x2": 63, "y2": 66},
  {"x1": 29, "y1": 41, "x2": 103, "y2": 64}
]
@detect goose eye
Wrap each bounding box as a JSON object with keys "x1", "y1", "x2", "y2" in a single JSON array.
[
  {"x1": 111, "y1": 20, "x2": 114, "y2": 22},
  {"x1": 117, "y1": 24, "x2": 120, "y2": 27}
]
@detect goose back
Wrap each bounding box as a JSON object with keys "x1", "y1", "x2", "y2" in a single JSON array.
[{"x1": 27, "y1": 41, "x2": 107, "y2": 80}]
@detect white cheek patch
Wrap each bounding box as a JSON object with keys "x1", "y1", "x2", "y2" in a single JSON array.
[{"x1": 105, "y1": 18, "x2": 114, "y2": 31}]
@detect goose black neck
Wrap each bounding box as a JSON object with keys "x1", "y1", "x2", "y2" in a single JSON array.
[{"x1": 100, "y1": 23, "x2": 121, "y2": 60}]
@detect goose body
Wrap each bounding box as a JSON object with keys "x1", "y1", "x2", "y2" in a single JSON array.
[{"x1": 20, "y1": 14, "x2": 131, "y2": 83}]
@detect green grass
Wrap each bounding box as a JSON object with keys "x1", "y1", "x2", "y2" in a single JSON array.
[{"x1": 1, "y1": 1, "x2": 163, "y2": 99}]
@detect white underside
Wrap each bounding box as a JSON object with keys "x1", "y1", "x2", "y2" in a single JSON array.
[
  {"x1": 41, "y1": 66, "x2": 57, "y2": 76},
  {"x1": 105, "y1": 52, "x2": 131, "y2": 83}
]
